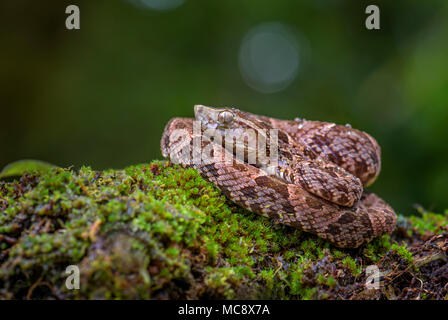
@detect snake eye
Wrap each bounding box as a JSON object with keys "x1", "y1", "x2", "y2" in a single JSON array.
[{"x1": 218, "y1": 111, "x2": 234, "y2": 124}]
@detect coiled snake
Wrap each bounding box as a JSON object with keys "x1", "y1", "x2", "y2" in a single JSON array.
[{"x1": 161, "y1": 105, "x2": 396, "y2": 248}]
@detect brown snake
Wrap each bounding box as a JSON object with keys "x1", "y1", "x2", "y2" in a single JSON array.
[{"x1": 161, "y1": 105, "x2": 396, "y2": 248}]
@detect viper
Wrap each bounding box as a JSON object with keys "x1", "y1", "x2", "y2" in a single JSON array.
[{"x1": 161, "y1": 105, "x2": 396, "y2": 248}]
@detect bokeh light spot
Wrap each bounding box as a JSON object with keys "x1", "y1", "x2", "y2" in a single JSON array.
[
  {"x1": 128, "y1": 0, "x2": 185, "y2": 11},
  {"x1": 239, "y1": 22, "x2": 300, "y2": 94}
]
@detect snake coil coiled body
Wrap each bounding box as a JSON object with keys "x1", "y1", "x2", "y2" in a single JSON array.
[{"x1": 161, "y1": 105, "x2": 396, "y2": 248}]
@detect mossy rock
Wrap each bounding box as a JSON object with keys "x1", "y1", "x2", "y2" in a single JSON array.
[{"x1": 0, "y1": 161, "x2": 447, "y2": 299}]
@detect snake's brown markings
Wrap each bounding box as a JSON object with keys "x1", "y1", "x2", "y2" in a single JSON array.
[{"x1": 161, "y1": 105, "x2": 397, "y2": 248}]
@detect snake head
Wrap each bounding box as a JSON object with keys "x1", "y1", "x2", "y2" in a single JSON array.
[
  {"x1": 194, "y1": 104, "x2": 270, "y2": 145},
  {"x1": 194, "y1": 105, "x2": 238, "y2": 131},
  {"x1": 194, "y1": 104, "x2": 279, "y2": 166},
  {"x1": 195, "y1": 105, "x2": 248, "y2": 149},
  {"x1": 194, "y1": 105, "x2": 274, "y2": 132}
]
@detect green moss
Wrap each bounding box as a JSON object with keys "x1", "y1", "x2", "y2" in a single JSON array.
[
  {"x1": 409, "y1": 207, "x2": 448, "y2": 235},
  {"x1": 390, "y1": 244, "x2": 414, "y2": 265},
  {"x1": 362, "y1": 235, "x2": 392, "y2": 263},
  {"x1": 342, "y1": 256, "x2": 362, "y2": 276},
  {"x1": 0, "y1": 160, "x2": 447, "y2": 299}
]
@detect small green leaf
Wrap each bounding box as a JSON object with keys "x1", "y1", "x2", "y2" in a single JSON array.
[{"x1": 0, "y1": 159, "x2": 57, "y2": 180}]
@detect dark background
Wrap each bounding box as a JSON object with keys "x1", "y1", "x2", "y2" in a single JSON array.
[{"x1": 1, "y1": 0, "x2": 447, "y2": 214}]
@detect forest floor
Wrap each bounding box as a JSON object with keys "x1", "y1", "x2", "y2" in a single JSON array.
[{"x1": 0, "y1": 161, "x2": 447, "y2": 299}]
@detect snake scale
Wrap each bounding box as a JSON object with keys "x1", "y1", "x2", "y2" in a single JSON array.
[{"x1": 161, "y1": 105, "x2": 396, "y2": 248}]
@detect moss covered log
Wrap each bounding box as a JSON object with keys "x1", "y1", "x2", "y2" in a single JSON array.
[{"x1": 0, "y1": 161, "x2": 447, "y2": 299}]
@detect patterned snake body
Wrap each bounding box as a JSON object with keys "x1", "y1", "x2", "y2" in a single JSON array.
[{"x1": 161, "y1": 105, "x2": 396, "y2": 248}]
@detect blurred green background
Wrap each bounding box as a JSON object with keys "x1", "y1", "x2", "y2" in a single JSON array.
[{"x1": 1, "y1": 0, "x2": 447, "y2": 214}]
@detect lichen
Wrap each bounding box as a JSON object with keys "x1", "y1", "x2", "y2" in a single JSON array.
[{"x1": 0, "y1": 161, "x2": 447, "y2": 299}]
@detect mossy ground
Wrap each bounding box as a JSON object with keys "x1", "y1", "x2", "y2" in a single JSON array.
[{"x1": 0, "y1": 161, "x2": 447, "y2": 299}]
